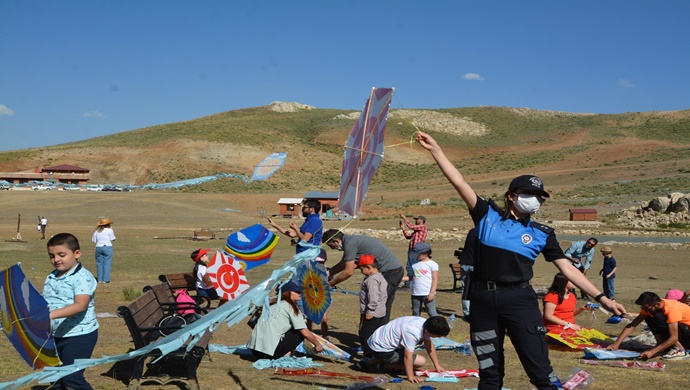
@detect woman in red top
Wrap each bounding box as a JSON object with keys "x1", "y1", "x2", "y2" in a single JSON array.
[{"x1": 543, "y1": 273, "x2": 590, "y2": 333}]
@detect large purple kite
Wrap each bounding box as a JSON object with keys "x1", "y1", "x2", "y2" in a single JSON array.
[{"x1": 338, "y1": 88, "x2": 394, "y2": 217}]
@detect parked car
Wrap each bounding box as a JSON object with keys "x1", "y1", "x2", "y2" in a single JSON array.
[
  {"x1": 32, "y1": 184, "x2": 52, "y2": 191},
  {"x1": 86, "y1": 185, "x2": 102, "y2": 191},
  {"x1": 0, "y1": 183, "x2": 10, "y2": 190},
  {"x1": 63, "y1": 186, "x2": 81, "y2": 191}
]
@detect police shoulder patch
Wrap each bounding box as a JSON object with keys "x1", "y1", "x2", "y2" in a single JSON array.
[{"x1": 529, "y1": 221, "x2": 554, "y2": 234}]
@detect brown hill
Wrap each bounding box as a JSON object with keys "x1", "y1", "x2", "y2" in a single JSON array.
[{"x1": 1, "y1": 104, "x2": 689, "y2": 213}]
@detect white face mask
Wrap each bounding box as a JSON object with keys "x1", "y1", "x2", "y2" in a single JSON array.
[{"x1": 513, "y1": 194, "x2": 541, "y2": 214}]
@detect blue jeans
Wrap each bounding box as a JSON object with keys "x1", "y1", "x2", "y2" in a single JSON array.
[
  {"x1": 54, "y1": 329, "x2": 98, "y2": 389},
  {"x1": 197, "y1": 287, "x2": 219, "y2": 299},
  {"x1": 95, "y1": 246, "x2": 113, "y2": 282},
  {"x1": 603, "y1": 277, "x2": 615, "y2": 300},
  {"x1": 404, "y1": 250, "x2": 417, "y2": 286},
  {"x1": 411, "y1": 295, "x2": 438, "y2": 317}
]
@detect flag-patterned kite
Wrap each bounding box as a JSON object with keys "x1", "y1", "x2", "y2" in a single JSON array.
[{"x1": 206, "y1": 252, "x2": 250, "y2": 301}]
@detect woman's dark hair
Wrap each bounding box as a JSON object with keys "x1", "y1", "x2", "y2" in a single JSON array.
[
  {"x1": 192, "y1": 263, "x2": 201, "y2": 282},
  {"x1": 281, "y1": 291, "x2": 300, "y2": 315},
  {"x1": 548, "y1": 272, "x2": 569, "y2": 304},
  {"x1": 501, "y1": 190, "x2": 513, "y2": 219}
]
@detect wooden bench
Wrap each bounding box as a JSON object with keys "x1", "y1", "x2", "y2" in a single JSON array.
[
  {"x1": 144, "y1": 282, "x2": 207, "y2": 315},
  {"x1": 449, "y1": 263, "x2": 463, "y2": 292},
  {"x1": 116, "y1": 289, "x2": 211, "y2": 390},
  {"x1": 158, "y1": 273, "x2": 218, "y2": 311},
  {"x1": 192, "y1": 230, "x2": 216, "y2": 240}
]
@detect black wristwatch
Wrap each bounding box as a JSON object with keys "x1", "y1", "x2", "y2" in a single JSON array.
[{"x1": 594, "y1": 293, "x2": 606, "y2": 303}]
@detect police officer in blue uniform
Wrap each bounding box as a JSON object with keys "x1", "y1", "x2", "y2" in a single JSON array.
[{"x1": 417, "y1": 131, "x2": 626, "y2": 390}]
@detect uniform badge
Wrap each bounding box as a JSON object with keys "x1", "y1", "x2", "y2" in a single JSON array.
[
  {"x1": 530, "y1": 177, "x2": 542, "y2": 188},
  {"x1": 522, "y1": 234, "x2": 533, "y2": 244}
]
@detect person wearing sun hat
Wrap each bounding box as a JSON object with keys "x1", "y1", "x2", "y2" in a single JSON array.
[
  {"x1": 247, "y1": 280, "x2": 323, "y2": 360},
  {"x1": 598, "y1": 246, "x2": 617, "y2": 301},
  {"x1": 91, "y1": 217, "x2": 116, "y2": 283}
]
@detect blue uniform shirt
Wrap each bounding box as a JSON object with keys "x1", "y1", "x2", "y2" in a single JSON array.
[{"x1": 470, "y1": 196, "x2": 565, "y2": 284}]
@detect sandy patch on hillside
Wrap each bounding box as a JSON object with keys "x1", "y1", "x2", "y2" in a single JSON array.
[{"x1": 334, "y1": 109, "x2": 490, "y2": 136}]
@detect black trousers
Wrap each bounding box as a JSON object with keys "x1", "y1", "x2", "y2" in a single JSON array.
[
  {"x1": 250, "y1": 329, "x2": 304, "y2": 360},
  {"x1": 645, "y1": 311, "x2": 690, "y2": 349},
  {"x1": 380, "y1": 267, "x2": 404, "y2": 323},
  {"x1": 359, "y1": 314, "x2": 387, "y2": 356},
  {"x1": 470, "y1": 283, "x2": 558, "y2": 390},
  {"x1": 54, "y1": 330, "x2": 98, "y2": 390}
]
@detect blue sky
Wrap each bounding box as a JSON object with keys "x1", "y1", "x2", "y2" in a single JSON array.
[{"x1": 1, "y1": 0, "x2": 688, "y2": 151}]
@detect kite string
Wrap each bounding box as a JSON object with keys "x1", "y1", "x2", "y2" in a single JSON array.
[
  {"x1": 33, "y1": 336, "x2": 55, "y2": 368},
  {"x1": 380, "y1": 91, "x2": 424, "y2": 164},
  {"x1": 8, "y1": 307, "x2": 56, "y2": 368},
  {"x1": 9, "y1": 305, "x2": 50, "y2": 326},
  {"x1": 320, "y1": 218, "x2": 358, "y2": 247}
]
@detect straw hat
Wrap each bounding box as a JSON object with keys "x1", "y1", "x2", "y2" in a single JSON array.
[{"x1": 97, "y1": 218, "x2": 113, "y2": 226}]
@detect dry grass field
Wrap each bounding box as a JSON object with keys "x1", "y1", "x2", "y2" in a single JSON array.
[{"x1": 1, "y1": 190, "x2": 689, "y2": 390}]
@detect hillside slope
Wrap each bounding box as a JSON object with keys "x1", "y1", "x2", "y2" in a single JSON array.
[{"x1": 1, "y1": 103, "x2": 689, "y2": 200}]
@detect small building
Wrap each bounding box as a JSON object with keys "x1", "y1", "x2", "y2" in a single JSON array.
[
  {"x1": 569, "y1": 208, "x2": 598, "y2": 221},
  {"x1": 0, "y1": 164, "x2": 91, "y2": 185},
  {"x1": 276, "y1": 198, "x2": 303, "y2": 218}
]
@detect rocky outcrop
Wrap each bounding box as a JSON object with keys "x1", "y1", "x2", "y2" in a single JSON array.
[
  {"x1": 269, "y1": 101, "x2": 315, "y2": 112},
  {"x1": 615, "y1": 207, "x2": 690, "y2": 229},
  {"x1": 646, "y1": 192, "x2": 690, "y2": 213},
  {"x1": 341, "y1": 226, "x2": 690, "y2": 248},
  {"x1": 334, "y1": 109, "x2": 490, "y2": 136}
]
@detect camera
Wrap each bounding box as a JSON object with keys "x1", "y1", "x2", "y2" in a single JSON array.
[{"x1": 454, "y1": 247, "x2": 464, "y2": 260}]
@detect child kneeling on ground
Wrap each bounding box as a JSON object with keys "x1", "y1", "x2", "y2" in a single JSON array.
[{"x1": 356, "y1": 316, "x2": 449, "y2": 383}]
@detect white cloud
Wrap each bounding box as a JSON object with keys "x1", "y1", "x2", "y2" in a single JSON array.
[
  {"x1": 83, "y1": 111, "x2": 105, "y2": 118},
  {"x1": 0, "y1": 104, "x2": 15, "y2": 116},
  {"x1": 462, "y1": 73, "x2": 485, "y2": 81},
  {"x1": 618, "y1": 79, "x2": 634, "y2": 88}
]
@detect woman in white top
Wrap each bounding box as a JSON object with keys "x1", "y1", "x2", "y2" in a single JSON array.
[{"x1": 92, "y1": 218, "x2": 116, "y2": 283}]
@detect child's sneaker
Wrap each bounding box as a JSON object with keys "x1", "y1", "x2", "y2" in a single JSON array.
[{"x1": 662, "y1": 347, "x2": 688, "y2": 360}]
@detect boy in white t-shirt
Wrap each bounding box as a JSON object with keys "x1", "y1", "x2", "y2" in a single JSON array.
[
  {"x1": 356, "y1": 316, "x2": 449, "y2": 383},
  {"x1": 409, "y1": 242, "x2": 439, "y2": 317}
]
